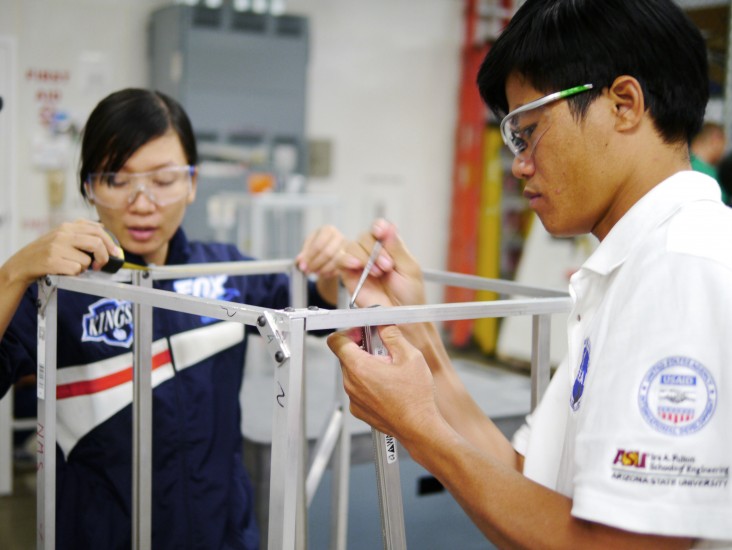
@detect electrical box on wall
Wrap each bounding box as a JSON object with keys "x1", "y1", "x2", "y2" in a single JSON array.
[
  {"x1": 148, "y1": 3, "x2": 310, "y2": 245},
  {"x1": 148, "y1": 4, "x2": 309, "y2": 174}
]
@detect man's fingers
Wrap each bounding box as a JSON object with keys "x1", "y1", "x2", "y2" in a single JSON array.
[
  {"x1": 377, "y1": 324, "x2": 422, "y2": 365},
  {"x1": 327, "y1": 328, "x2": 363, "y2": 359},
  {"x1": 371, "y1": 219, "x2": 419, "y2": 276}
]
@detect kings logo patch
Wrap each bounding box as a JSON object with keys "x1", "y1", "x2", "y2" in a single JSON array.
[
  {"x1": 81, "y1": 298, "x2": 134, "y2": 348},
  {"x1": 638, "y1": 356, "x2": 717, "y2": 436}
]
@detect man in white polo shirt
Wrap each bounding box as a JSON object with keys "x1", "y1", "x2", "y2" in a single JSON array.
[{"x1": 328, "y1": 0, "x2": 731, "y2": 547}]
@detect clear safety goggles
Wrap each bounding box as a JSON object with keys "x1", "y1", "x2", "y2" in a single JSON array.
[
  {"x1": 500, "y1": 84, "x2": 594, "y2": 162},
  {"x1": 86, "y1": 165, "x2": 195, "y2": 209}
]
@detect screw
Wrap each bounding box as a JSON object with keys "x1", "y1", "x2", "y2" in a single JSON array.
[
  {"x1": 44, "y1": 276, "x2": 53, "y2": 286},
  {"x1": 274, "y1": 351, "x2": 285, "y2": 363},
  {"x1": 257, "y1": 315, "x2": 266, "y2": 327},
  {"x1": 36, "y1": 299, "x2": 42, "y2": 309}
]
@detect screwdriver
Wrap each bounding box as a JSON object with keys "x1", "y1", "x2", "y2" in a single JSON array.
[
  {"x1": 349, "y1": 240, "x2": 383, "y2": 309},
  {"x1": 100, "y1": 254, "x2": 149, "y2": 273},
  {"x1": 86, "y1": 228, "x2": 149, "y2": 273}
]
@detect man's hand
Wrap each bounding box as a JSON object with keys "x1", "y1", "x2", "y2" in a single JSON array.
[
  {"x1": 339, "y1": 219, "x2": 426, "y2": 309},
  {"x1": 327, "y1": 324, "x2": 442, "y2": 443}
]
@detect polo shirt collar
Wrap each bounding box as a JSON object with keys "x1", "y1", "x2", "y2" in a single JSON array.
[{"x1": 581, "y1": 170, "x2": 721, "y2": 276}]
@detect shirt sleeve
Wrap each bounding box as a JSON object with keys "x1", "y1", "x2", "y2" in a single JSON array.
[
  {"x1": 0, "y1": 286, "x2": 39, "y2": 397},
  {"x1": 511, "y1": 417, "x2": 531, "y2": 457},
  {"x1": 569, "y1": 251, "x2": 732, "y2": 542}
]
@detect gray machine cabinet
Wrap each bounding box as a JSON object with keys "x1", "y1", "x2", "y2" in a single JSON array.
[
  {"x1": 148, "y1": 5, "x2": 310, "y2": 244},
  {"x1": 148, "y1": 4, "x2": 308, "y2": 170}
]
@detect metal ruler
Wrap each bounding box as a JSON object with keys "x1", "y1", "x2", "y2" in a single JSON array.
[
  {"x1": 361, "y1": 324, "x2": 407, "y2": 550},
  {"x1": 350, "y1": 240, "x2": 407, "y2": 548}
]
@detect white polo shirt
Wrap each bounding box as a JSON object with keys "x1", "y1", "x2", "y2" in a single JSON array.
[{"x1": 513, "y1": 171, "x2": 732, "y2": 546}]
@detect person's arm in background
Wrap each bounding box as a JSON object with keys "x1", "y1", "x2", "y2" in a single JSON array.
[{"x1": 0, "y1": 219, "x2": 120, "y2": 341}]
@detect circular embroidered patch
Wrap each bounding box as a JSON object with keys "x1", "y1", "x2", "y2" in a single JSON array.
[{"x1": 638, "y1": 356, "x2": 717, "y2": 436}]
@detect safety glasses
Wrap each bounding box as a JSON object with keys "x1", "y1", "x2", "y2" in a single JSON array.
[
  {"x1": 500, "y1": 84, "x2": 594, "y2": 162},
  {"x1": 86, "y1": 165, "x2": 195, "y2": 209}
]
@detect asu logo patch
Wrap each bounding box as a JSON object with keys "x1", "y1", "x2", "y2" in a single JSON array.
[
  {"x1": 613, "y1": 449, "x2": 647, "y2": 469},
  {"x1": 81, "y1": 298, "x2": 134, "y2": 348},
  {"x1": 638, "y1": 356, "x2": 717, "y2": 436}
]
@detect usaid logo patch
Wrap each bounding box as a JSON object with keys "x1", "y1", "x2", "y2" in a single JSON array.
[
  {"x1": 570, "y1": 338, "x2": 591, "y2": 411},
  {"x1": 638, "y1": 356, "x2": 717, "y2": 436},
  {"x1": 81, "y1": 298, "x2": 134, "y2": 348}
]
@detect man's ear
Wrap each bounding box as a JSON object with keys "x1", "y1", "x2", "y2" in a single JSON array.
[{"x1": 608, "y1": 75, "x2": 645, "y2": 131}]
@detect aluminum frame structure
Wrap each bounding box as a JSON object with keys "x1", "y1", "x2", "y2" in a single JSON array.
[{"x1": 34, "y1": 260, "x2": 570, "y2": 550}]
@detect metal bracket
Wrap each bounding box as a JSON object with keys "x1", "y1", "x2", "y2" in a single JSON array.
[
  {"x1": 256, "y1": 310, "x2": 291, "y2": 364},
  {"x1": 37, "y1": 276, "x2": 57, "y2": 319}
]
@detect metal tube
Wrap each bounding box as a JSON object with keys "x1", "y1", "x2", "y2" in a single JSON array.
[
  {"x1": 289, "y1": 265, "x2": 308, "y2": 310},
  {"x1": 302, "y1": 298, "x2": 570, "y2": 332},
  {"x1": 37, "y1": 277, "x2": 59, "y2": 549},
  {"x1": 330, "y1": 285, "x2": 353, "y2": 550},
  {"x1": 329, "y1": 366, "x2": 351, "y2": 550},
  {"x1": 132, "y1": 271, "x2": 153, "y2": 550},
  {"x1": 267, "y1": 317, "x2": 307, "y2": 550},
  {"x1": 56, "y1": 276, "x2": 267, "y2": 327},
  {"x1": 148, "y1": 259, "x2": 293, "y2": 281},
  {"x1": 306, "y1": 407, "x2": 343, "y2": 506},
  {"x1": 0, "y1": 387, "x2": 12, "y2": 495},
  {"x1": 530, "y1": 314, "x2": 552, "y2": 410},
  {"x1": 423, "y1": 268, "x2": 567, "y2": 297}
]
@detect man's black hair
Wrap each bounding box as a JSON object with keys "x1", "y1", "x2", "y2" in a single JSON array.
[
  {"x1": 477, "y1": 0, "x2": 708, "y2": 145},
  {"x1": 717, "y1": 151, "x2": 732, "y2": 205},
  {"x1": 79, "y1": 88, "x2": 197, "y2": 198}
]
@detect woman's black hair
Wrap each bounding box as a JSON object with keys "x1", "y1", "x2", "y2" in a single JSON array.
[
  {"x1": 79, "y1": 88, "x2": 198, "y2": 198},
  {"x1": 477, "y1": 0, "x2": 708, "y2": 145}
]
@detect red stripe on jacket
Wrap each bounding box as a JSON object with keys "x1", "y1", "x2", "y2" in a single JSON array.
[{"x1": 56, "y1": 349, "x2": 173, "y2": 399}]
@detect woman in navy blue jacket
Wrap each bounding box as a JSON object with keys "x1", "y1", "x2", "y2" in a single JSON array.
[{"x1": 0, "y1": 88, "x2": 344, "y2": 549}]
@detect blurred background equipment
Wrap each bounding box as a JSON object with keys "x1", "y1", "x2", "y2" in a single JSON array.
[{"x1": 149, "y1": 3, "x2": 319, "y2": 258}]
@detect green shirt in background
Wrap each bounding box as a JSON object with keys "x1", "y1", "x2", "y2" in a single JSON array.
[{"x1": 691, "y1": 153, "x2": 728, "y2": 203}]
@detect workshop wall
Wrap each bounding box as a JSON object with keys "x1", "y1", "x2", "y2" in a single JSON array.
[
  {"x1": 0, "y1": 0, "x2": 166, "y2": 251},
  {"x1": 0, "y1": 0, "x2": 461, "y2": 294}
]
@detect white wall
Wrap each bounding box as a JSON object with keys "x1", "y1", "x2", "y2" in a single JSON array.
[
  {"x1": 0, "y1": 35, "x2": 17, "y2": 264},
  {"x1": 0, "y1": 0, "x2": 168, "y2": 248},
  {"x1": 0, "y1": 0, "x2": 462, "y2": 291},
  {"x1": 291, "y1": 0, "x2": 462, "y2": 280}
]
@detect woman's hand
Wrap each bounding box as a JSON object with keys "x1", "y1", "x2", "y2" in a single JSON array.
[
  {"x1": 2, "y1": 219, "x2": 122, "y2": 288},
  {"x1": 295, "y1": 224, "x2": 348, "y2": 305},
  {"x1": 0, "y1": 219, "x2": 122, "y2": 341},
  {"x1": 296, "y1": 224, "x2": 346, "y2": 279}
]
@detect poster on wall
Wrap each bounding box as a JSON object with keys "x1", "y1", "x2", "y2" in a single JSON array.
[{"x1": 0, "y1": 36, "x2": 16, "y2": 263}]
